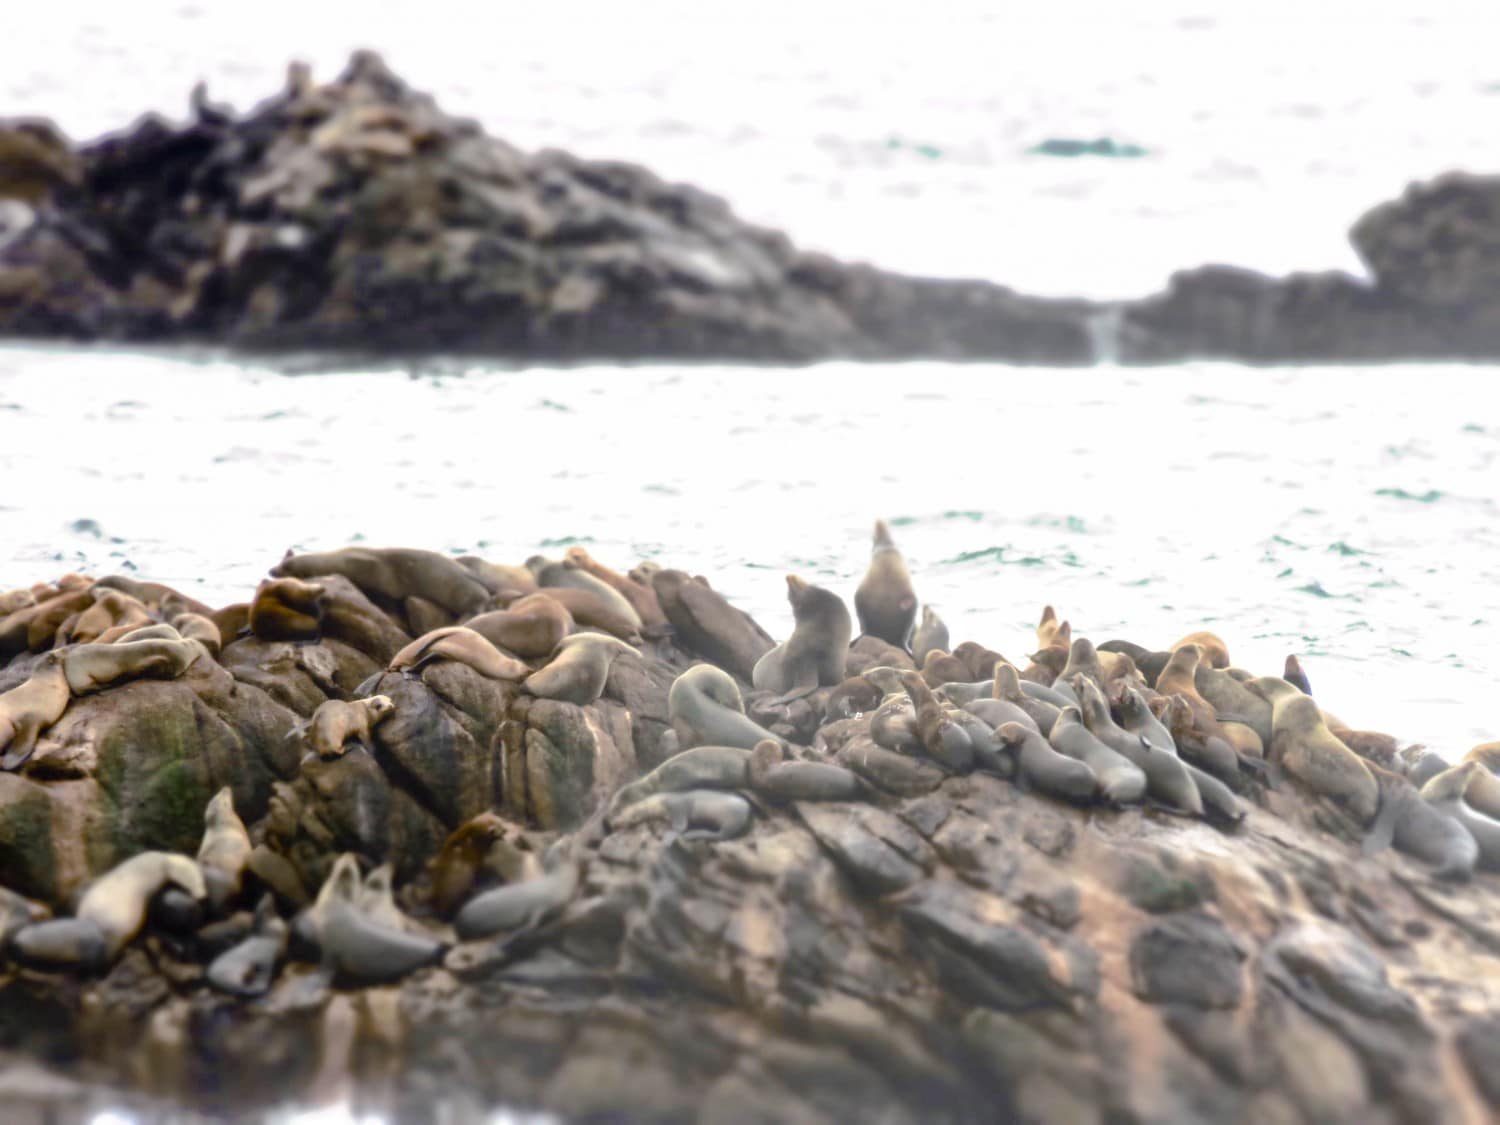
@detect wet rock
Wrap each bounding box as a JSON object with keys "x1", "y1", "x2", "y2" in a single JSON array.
[{"x1": 1130, "y1": 913, "x2": 1244, "y2": 1009}]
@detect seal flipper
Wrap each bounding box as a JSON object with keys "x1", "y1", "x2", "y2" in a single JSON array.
[
  {"x1": 0, "y1": 722, "x2": 41, "y2": 771},
  {"x1": 354, "y1": 671, "x2": 383, "y2": 697},
  {"x1": 1361, "y1": 792, "x2": 1400, "y2": 857}
]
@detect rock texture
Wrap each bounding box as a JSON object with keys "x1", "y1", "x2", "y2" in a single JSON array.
[{"x1": 5, "y1": 52, "x2": 1498, "y2": 364}]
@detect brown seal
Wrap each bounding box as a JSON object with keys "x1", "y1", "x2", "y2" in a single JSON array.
[
  {"x1": 752, "y1": 576, "x2": 852, "y2": 701},
  {"x1": 305, "y1": 696, "x2": 396, "y2": 759},
  {"x1": 919, "y1": 649, "x2": 973, "y2": 688},
  {"x1": 1035, "y1": 606, "x2": 1071, "y2": 651},
  {"x1": 1, "y1": 585, "x2": 95, "y2": 657},
  {"x1": 1283, "y1": 655, "x2": 1312, "y2": 694},
  {"x1": 527, "y1": 556, "x2": 643, "y2": 632},
  {"x1": 853, "y1": 520, "x2": 918, "y2": 649},
  {"x1": 273, "y1": 546, "x2": 491, "y2": 617},
  {"x1": 62, "y1": 589, "x2": 152, "y2": 645},
  {"x1": 522, "y1": 633, "x2": 638, "y2": 705},
  {"x1": 1170, "y1": 630, "x2": 1230, "y2": 669},
  {"x1": 92, "y1": 575, "x2": 214, "y2": 619},
  {"x1": 499, "y1": 585, "x2": 640, "y2": 644},
  {"x1": 1021, "y1": 644, "x2": 1068, "y2": 686},
  {"x1": 954, "y1": 641, "x2": 1005, "y2": 681},
  {"x1": 1459, "y1": 746, "x2": 1500, "y2": 819},
  {"x1": 910, "y1": 605, "x2": 949, "y2": 667},
  {"x1": 1157, "y1": 645, "x2": 1260, "y2": 759},
  {"x1": 78, "y1": 852, "x2": 206, "y2": 957},
  {"x1": 170, "y1": 613, "x2": 224, "y2": 657},
  {"x1": 389, "y1": 627, "x2": 530, "y2": 682},
  {"x1": 198, "y1": 787, "x2": 253, "y2": 908},
  {"x1": 463, "y1": 592, "x2": 573, "y2": 659},
  {"x1": 210, "y1": 603, "x2": 252, "y2": 643},
  {"x1": 0, "y1": 651, "x2": 70, "y2": 770},
  {"x1": 250, "y1": 577, "x2": 325, "y2": 642},
  {"x1": 651, "y1": 569, "x2": 772, "y2": 682},
  {"x1": 563, "y1": 547, "x2": 667, "y2": 632},
  {"x1": 1248, "y1": 678, "x2": 1379, "y2": 825},
  {"x1": 748, "y1": 739, "x2": 866, "y2": 802},
  {"x1": 62, "y1": 635, "x2": 204, "y2": 695},
  {"x1": 899, "y1": 670, "x2": 974, "y2": 772},
  {"x1": 1057, "y1": 638, "x2": 1106, "y2": 690},
  {"x1": 426, "y1": 812, "x2": 538, "y2": 919},
  {"x1": 456, "y1": 556, "x2": 539, "y2": 598}
]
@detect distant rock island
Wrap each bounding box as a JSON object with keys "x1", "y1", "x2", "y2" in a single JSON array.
[{"x1": 0, "y1": 50, "x2": 1496, "y2": 365}]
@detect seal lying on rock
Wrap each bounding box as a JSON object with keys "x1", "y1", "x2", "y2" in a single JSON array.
[
  {"x1": 1362, "y1": 767, "x2": 1477, "y2": 881},
  {"x1": 1421, "y1": 763, "x2": 1500, "y2": 870},
  {"x1": 1048, "y1": 706, "x2": 1147, "y2": 805},
  {"x1": 563, "y1": 547, "x2": 668, "y2": 633},
  {"x1": 274, "y1": 547, "x2": 491, "y2": 617},
  {"x1": 311, "y1": 853, "x2": 445, "y2": 981},
  {"x1": 389, "y1": 626, "x2": 529, "y2": 681},
  {"x1": 668, "y1": 664, "x2": 780, "y2": 751},
  {"x1": 0, "y1": 650, "x2": 69, "y2": 770},
  {"x1": 899, "y1": 671, "x2": 974, "y2": 772},
  {"x1": 62, "y1": 588, "x2": 152, "y2": 644},
  {"x1": 994, "y1": 722, "x2": 1096, "y2": 804},
  {"x1": 651, "y1": 569, "x2": 771, "y2": 680},
  {"x1": 250, "y1": 576, "x2": 326, "y2": 642},
  {"x1": 1074, "y1": 676, "x2": 1203, "y2": 816},
  {"x1": 529, "y1": 555, "x2": 643, "y2": 629},
  {"x1": 1249, "y1": 678, "x2": 1379, "y2": 825},
  {"x1": 76, "y1": 851, "x2": 206, "y2": 958},
  {"x1": 854, "y1": 520, "x2": 917, "y2": 648},
  {"x1": 523, "y1": 633, "x2": 638, "y2": 705},
  {"x1": 608, "y1": 745, "x2": 753, "y2": 818},
  {"x1": 61, "y1": 635, "x2": 203, "y2": 695},
  {"x1": 207, "y1": 895, "x2": 288, "y2": 997},
  {"x1": 748, "y1": 739, "x2": 866, "y2": 802},
  {"x1": 752, "y1": 576, "x2": 852, "y2": 702},
  {"x1": 610, "y1": 790, "x2": 755, "y2": 842},
  {"x1": 463, "y1": 593, "x2": 573, "y2": 659},
  {"x1": 453, "y1": 844, "x2": 584, "y2": 942},
  {"x1": 302, "y1": 695, "x2": 396, "y2": 759}
]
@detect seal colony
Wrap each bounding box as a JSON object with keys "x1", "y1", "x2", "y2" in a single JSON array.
[{"x1": 0, "y1": 526, "x2": 1498, "y2": 1120}]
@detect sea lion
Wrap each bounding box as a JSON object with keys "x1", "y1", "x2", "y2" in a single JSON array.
[
  {"x1": 111, "y1": 622, "x2": 183, "y2": 644},
  {"x1": 1115, "y1": 687, "x2": 1175, "y2": 751},
  {"x1": 528, "y1": 555, "x2": 643, "y2": 632},
  {"x1": 1402, "y1": 746, "x2": 1453, "y2": 788},
  {"x1": 211, "y1": 603, "x2": 252, "y2": 643},
  {"x1": 823, "y1": 675, "x2": 882, "y2": 720},
  {"x1": 1181, "y1": 764, "x2": 1245, "y2": 826},
  {"x1": 207, "y1": 895, "x2": 288, "y2": 997},
  {"x1": 246, "y1": 844, "x2": 310, "y2": 910},
  {"x1": 2, "y1": 586, "x2": 94, "y2": 656},
  {"x1": 1421, "y1": 763, "x2": 1500, "y2": 870},
  {"x1": 453, "y1": 844, "x2": 584, "y2": 941},
  {"x1": 304, "y1": 696, "x2": 396, "y2": 760},
  {"x1": 77, "y1": 851, "x2": 206, "y2": 957},
  {"x1": 1159, "y1": 645, "x2": 1261, "y2": 759},
  {"x1": 62, "y1": 588, "x2": 152, "y2": 645},
  {"x1": 61, "y1": 635, "x2": 203, "y2": 695},
  {"x1": 1284, "y1": 655, "x2": 1312, "y2": 695},
  {"x1": 1021, "y1": 645, "x2": 1069, "y2": 687},
  {"x1": 315, "y1": 855, "x2": 444, "y2": 981},
  {"x1": 501, "y1": 584, "x2": 640, "y2": 643},
  {"x1": 0, "y1": 587, "x2": 35, "y2": 615},
  {"x1": 1328, "y1": 726, "x2": 1403, "y2": 770},
  {"x1": 463, "y1": 593, "x2": 573, "y2": 659},
  {"x1": 1149, "y1": 694, "x2": 1240, "y2": 783},
  {"x1": 910, "y1": 606, "x2": 949, "y2": 667},
  {"x1": 919, "y1": 649, "x2": 974, "y2": 689},
  {"x1": 953, "y1": 641, "x2": 1005, "y2": 682},
  {"x1": 962, "y1": 697, "x2": 1038, "y2": 733},
  {"x1": 993, "y1": 663, "x2": 1061, "y2": 735},
  {"x1": 1058, "y1": 638, "x2": 1107, "y2": 690},
  {"x1": 197, "y1": 787, "x2": 252, "y2": 910},
  {"x1": 91, "y1": 575, "x2": 213, "y2": 619},
  {"x1": 853, "y1": 519, "x2": 917, "y2": 648},
  {"x1": 402, "y1": 595, "x2": 453, "y2": 637},
  {"x1": 250, "y1": 577, "x2": 325, "y2": 642},
  {"x1": 1459, "y1": 746, "x2": 1500, "y2": 819},
  {"x1": 1073, "y1": 676, "x2": 1202, "y2": 815},
  {"x1": 456, "y1": 556, "x2": 539, "y2": 598},
  {"x1": 170, "y1": 612, "x2": 223, "y2": 656},
  {"x1": 867, "y1": 690, "x2": 922, "y2": 754},
  {"x1": 1250, "y1": 680, "x2": 1379, "y2": 825},
  {"x1": 608, "y1": 744, "x2": 753, "y2": 816},
  {"x1": 752, "y1": 576, "x2": 852, "y2": 702},
  {"x1": 900, "y1": 670, "x2": 974, "y2": 772},
  {"x1": 563, "y1": 547, "x2": 667, "y2": 632},
  {"x1": 651, "y1": 569, "x2": 772, "y2": 681},
  {"x1": 522, "y1": 633, "x2": 638, "y2": 705},
  {"x1": 1096, "y1": 650, "x2": 1145, "y2": 690},
  {"x1": 1194, "y1": 663, "x2": 1273, "y2": 748},
  {"x1": 1171, "y1": 631, "x2": 1230, "y2": 669},
  {"x1": 273, "y1": 547, "x2": 491, "y2": 617},
  {"x1": 359, "y1": 864, "x2": 412, "y2": 933},
  {"x1": 0, "y1": 651, "x2": 69, "y2": 770},
  {"x1": 1048, "y1": 706, "x2": 1147, "y2": 804},
  {"x1": 1362, "y1": 767, "x2": 1477, "y2": 880},
  {"x1": 1036, "y1": 606, "x2": 1070, "y2": 651},
  {"x1": 995, "y1": 722, "x2": 1096, "y2": 803},
  {"x1": 389, "y1": 626, "x2": 530, "y2": 682},
  {"x1": 1019, "y1": 677, "x2": 1074, "y2": 710},
  {"x1": 748, "y1": 739, "x2": 865, "y2": 802},
  {"x1": 427, "y1": 812, "x2": 537, "y2": 918},
  {"x1": 8, "y1": 917, "x2": 110, "y2": 971},
  {"x1": 935, "y1": 680, "x2": 996, "y2": 706},
  {"x1": 667, "y1": 664, "x2": 780, "y2": 751},
  {"x1": 610, "y1": 789, "x2": 755, "y2": 841}
]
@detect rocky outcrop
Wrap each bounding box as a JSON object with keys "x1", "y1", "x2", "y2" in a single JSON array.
[{"x1": 6, "y1": 52, "x2": 1499, "y2": 364}]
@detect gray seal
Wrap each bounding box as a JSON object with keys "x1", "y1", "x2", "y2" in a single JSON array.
[
  {"x1": 749, "y1": 740, "x2": 866, "y2": 802},
  {"x1": 207, "y1": 895, "x2": 288, "y2": 997},
  {"x1": 453, "y1": 846, "x2": 584, "y2": 941},
  {"x1": 522, "y1": 633, "x2": 639, "y2": 705},
  {"x1": 1048, "y1": 706, "x2": 1146, "y2": 804},
  {"x1": 1363, "y1": 769, "x2": 1477, "y2": 881},
  {"x1": 1074, "y1": 676, "x2": 1202, "y2": 816},
  {"x1": 610, "y1": 790, "x2": 754, "y2": 842},
  {"x1": 1421, "y1": 763, "x2": 1500, "y2": 870},
  {"x1": 995, "y1": 722, "x2": 1096, "y2": 804},
  {"x1": 752, "y1": 576, "x2": 852, "y2": 701},
  {"x1": 668, "y1": 664, "x2": 781, "y2": 751},
  {"x1": 316, "y1": 856, "x2": 444, "y2": 981},
  {"x1": 608, "y1": 744, "x2": 753, "y2": 817}
]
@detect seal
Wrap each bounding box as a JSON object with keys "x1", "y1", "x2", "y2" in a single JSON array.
[
  {"x1": 748, "y1": 739, "x2": 866, "y2": 802},
  {"x1": 170, "y1": 612, "x2": 223, "y2": 656},
  {"x1": 463, "y1": 593, "x2": 573, "y2": 660},
  {"x1": 427, "y1": 812, "x2": 538, "y2": 918},
  {"x1": 501, "y1": 584, "x2": 641, "y2": 644},
  {"x1": 91, "y1": 575, "x2": 214, "y2": 619},
  {"x1": 910, "y1": 605, "x2": 949, "y2": 667},
  {"x1": 853, "y1": 519, "x2": 917, "y2": 648},
  {"x1": 1036, "y1": 606, "x2": 1070, "y2": 651},
  {"x1": 1021, "y1": 644, "x2": 1068, "y2": 687},
  {"x1": 522, "y1": 633, "x2": 639, "y2": 705},
  {"x1": 2, "y1": 586, "x2": 94, "y2": 657},
  {"x1": 1193, "y1": 663, "x2": 1272, "y2": 748},
  {"x1": 651, "y1": 569, "x2": 773, "y2": 681},
  {"x1": 752, "y1": 576, "x2": 852, "y2": 701},
  {"x1": 1058, "y1": 638, "x2": 1106, "y2": 690},
  {"x1": 210, "y1": 602, "x2": 252, "y2": 644},
  {"x1": 1181, "y1": 763, "x2": 1245, "y2": 827},
  {"x1": 1361, "y1": 767, "x2": 1477, "y2": 880},
  {"x1": 0, "y1": 651, "x2": 69, "y2": 771},
  {"x1": 919, "y1": 649, "x2": 974, "y2": 689},
  {"x1": 1459, "y1": 746, "x2": 1500, "y2": 819},
  {"x1": 1158, "y1": 645, "x2": 1262, "y2": 760},
  {"x1": 668, "y1": 664, "x2": 781, "y2": 751},
  {"x1": 63, "y1": 589, "x2": 152, "y2": 645},
  {"x1": 1420, "y1": 763, "x2": 1500, "y2": 870},
  {"x1": 866, "y1": 689, "x2": 922, "y2": 754},
  {"x1": 1073, "y1": 676, "x2": 1202, "y2": 815},
  {"x1": 77, "y1": 851, "x2": 207, "y2": 957},
  {"x1": 899, "y1": 670, "x2": 974, "y2": 772},
  {"x1": 954, "y1": 641, "x2": 1005, "y2": 682},
  {"x1": 0, "y1": 587, "x2": 35, "y2": 615},
  {"x1": 608, "y1": 744, "x2": 753, "y2": 816},
  {"x1": 1402, "y1": 746, "x2": 1453, "y2": 788},
  {"x1": 389, "y1": 626, "x2": 530, "y2": 682},
  {"x1": 250, "y1": 576, "x2": 325, "y2": 642},
  {"x1": 994, "y1": 721, "x2": 1096, "y2": 803},
  {"x1": 456, "y1": 556, "x2": 539, "y2": 598},
  {"x1": 8, "y1": 917, "x2": 110, "y2": 972},
  {"x1": 314, "y1": 855, "x2": 445, "y2": 981},
  {"x1": 610, "y1": 789, "x2": 755, "y2": 841},
  {"x1": 453, "y1": 843, "x2": 584, "y2": 941},
  {"x1": 962, "y1": 697, "x2": 1038, "y2": 733},
  {"x1": 1149, "y1": 693, "x2": 1240, "y2": 783},
  {"x1": 993, "y1": 663, "x2": 1061, "y2": 735},
  {"x1": 1249, "y1": 680, "x2": 1379, "y2": 825},
  {"x1": 823, "y1": 675, "x2": 883, "y2": 720},
  {"x1": 304, "y1": 696, "x2": 396, "y2": 760},
  {"x1": 563, "y1": 546, "x2": 668, "y2": 633},
  {"x1": 207, "y1": 895, "x2": 288, "y2": 997},
  {"x1": 1047, "y1": 706, "x2": 1147, "y2": 804},
  {"x1": 61, "y1": 635, "x2": 203, "y2": 695},
  {"x1": 528, "y1": 555, "x2": 644, "y2": 631},
  {"x1": 198, "y1": 787, "x2": 253, "y2": 911},
  {"x1": 837, "y1": 735, "x2": 945, "y2": 795},
  {"x1": 273, "y1": 547, "x2": 491, "y2": 617},
  {"x1": 359, "y1": 864, "x2": 413, "y2": 933},
  {"x1": 1284, "y1": 655, "x2": 1312, "y2": 695},
  {"x1": 1170, "y1": 630, "x2": 1230, "y2": 669}
]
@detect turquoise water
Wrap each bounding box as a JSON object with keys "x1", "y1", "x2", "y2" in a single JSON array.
[{"x1": 2, "y1": 346, "x2": 1495, "y2": 754}]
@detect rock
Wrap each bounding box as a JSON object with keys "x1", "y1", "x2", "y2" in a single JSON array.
[
  {"x1": 1352, "y1": 173, "x2": 1500, "y2": 310},
  {"x1": 1129, "y1": 913, "x2": 1244, "y2": 1008}
]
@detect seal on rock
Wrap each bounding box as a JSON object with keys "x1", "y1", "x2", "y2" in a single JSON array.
[
  {"x1": 1171, "y1": 630, "x2": 1230, "y2": 669},
  {"x1": 854, "y1": 519, "x2": 917, "y2": 648},
  {"x1": 389, "y1": 626, "x2": 530, "y2": 681},
  {"x1": 899, "y1": 670, "x2": 974, "y2": 772},
  {"x1": 993, "y1": 662, "x2": 1061, "y2": 735},
  {"x1": 748, "y1": 739, "x2": 866, "y2": 802},
  {"x1": 1458, "y1": 746, "x2": 1500, "y2": 819},
  {"x1": 0, "y1": 651, "x2": 69, "y2": 770},
  {"x1": 1249, "y1": 679, "x2": 1379, "y2": 825},
  {"x1": 273, "y1": 547, "x2": 490, "y2": 617},
  {"x1": 528, "y1": 555, "x2": 644, "y2": 632},
  {"x1": 427, "y1": 812, "x2": 537, "y2": 918},
  {"x1": 995, "y1": 721, "x2": 1096, "y2": 804},
  {"x1": 1058, "y1": 638, "x2": 1107, "y2": 690},
  {"x1": 61, "y1": 635, "x2": 203, "y2": 695},
  {"x1": 303, "y1": 696, "x2": 396, "y2": 760},
  {"x1": 463, "y1": 593, "x2": 573, "y2": 659},
  {"x1": 652, "y1": 569, "x2": 772, "y2": 680},
  {"x1": 752, "y1": 576, "x2": 852, "y2": 701},
  {"x1": 198, "y1": 787, "x2": 253, "y2": 910},
  {"x1": 77, "y1": 851, "x2": 207, "y2": 957},
  {"x1": 563, "y1": 546, "x2": 668, "y2": 633},
  {"x1": 610, "y1": 789, "x2": 755, "y2": 842},
  {"x1": 315, "y1": 854, "x2": 445, "y2": 981},
  {"x1": 1048, "y1": 706, "x2": 1147, "y2": 805},
  {"x1": 522, "y1": 632, "x2": 638, "y2": 705},
  {"x1": 1073, "y1": 676, "x2": 1203, "y2": 815},
  {"x1": 207, "y1": 895, "x2": 288, "y2": 997},
  {"x1": 170, "y1": 612, "x2": 223, "y2": 656},
  {"x1": 453, "y1": 844, "x2": 584, "y2": 941},
  {"x1": 910, "y1": 606, "x2": 949, "y2": 667},
  {"x1": 1036, "y1": 606, "x2": 1070, "y2": 651},
  {"x1": 1284, "y1": 655, "x2": 1312, "y2": 695},
  {"x1": 250, "y1": 577, "x2": 326, "y2": 642},
  {"x1": 63, "y1": 588, "x2": 152, "y2": 644},
  {"x1": 1421, "y1": 763, "x2": 1500, "y2": 870},
  {"x1": 1362, "y1": 767, "x2": 1478, "y2": 880},
  {"x1": 608, "y1": 744, "x2": 753, "y2": 816},
  {"x1": 668, "y1": 664, "x2": 781, "y2": 751},
  {"x1": 8, "y1": 917, "x2": 111, "y2": 972}
]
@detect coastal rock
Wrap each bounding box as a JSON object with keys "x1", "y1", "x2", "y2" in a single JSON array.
[{"x1": 1352, "y1": 173, "x2": 1500, "y2": 311}]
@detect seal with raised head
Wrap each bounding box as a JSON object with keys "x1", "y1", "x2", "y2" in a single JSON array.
[
  {"x1": 1036, "y1": 606, "x2": 1070, "y2": 651},
  {"x1": 752, "y1": 576, "x2": 852, "y2": 702},
  {"x1": 198, "y1": 787, "x2": 253, "y2": 911},
  {"x1": 77, "y1": 851, "x2": 207, "y2": 958},
  {"x1": 910, "y1": 606, "x2": 949, "y2": 667},
  {"x1": 608, "y1": 744, "x2": 754, "y2": 817},
  {"x1": 1048, "y1": 706, "x2": 1147, "y2": 805},
  {"x1": 314, "y1": 855, "x2": 445, "y2": 981},
  {"x1": 1249, "y1": 678, "x2": 1379, "y2": 825},
  {"x1": 563, "y1": 546, "x2": 668, "y2": 633},
  {"x1": 994, "y1": 721, "x2": 1096, "y2": 804},
  {"x1": 1073, "y1": 676, "x2": 1202, "y2": 815},
  {"x1": 954, "y1": 641, "x2": 1005, "y2": 682},
  {"x1": 389, "y1": 626, "x2": 530, "y2": 682},
  {"x1": 1194, "y1": 662, "x2": 1273, "y2": 748},
  {"x1": 668, "y1": 664, "x2": 781, "y2": 751},
  {"x1": 748, "y1": 739, "x2": 866, "y2": 802},
  {"x1": 463, "y1": 593, "x2": 573, "y2": 660},
  {"x1": 854, "y1": 519, "x2": 917, "y2": 648},
  {"x1": 1459, "y1": 746, "x2": 1500, "y2": 819},
  {"x1": 992, "y1": 662, "x2": 1061, "y2": 735},
  {"x1": 1058, "y1": 638, "x2": 1107, "y2": 690},
  {"x1": 1420, "y1": 763, "x2": 1500, "y2": 870},
  {"x1": 1284, "y1": 655, "x2": 1312, "y2": 695},
  {"x1": 273, "y1": 547, "x2": 491, "y2": 617},
  {"x1": 919, "y1": 649, "x2": 974, "y2": 688},
  {"x1": 207, "y1": 895, "x2": 288, "y2": 997},
  {"x1": 427, "y1": 812, "x2": 537, "y2": 918},
  {"x1": 1159, "y1": 645, "x2": 1262, "y2": 760},
  {"x1": 453, "y1": 843, "x2": 584, "y2": 942},
  {"x1": 304, "y1": 696, "x2": 396, "y2": 760},
  {"x1": 1021, "y1": 644, "x2": 1069, "y2": 688},
  {"x1": 1149, "y1": 693, "x2": 1240, "y2": 783},
  {"x1": 899, "y1": 670, "x2": 974, "y2": 772},
  {"x1": 652, "y1": 569, "x2": 772, "y2": 681},
  {"x1": 250, "y1": 576, "x2": 325, "y2": 642},
  {"x1": 1170, "y1": 630, "x2": 1230, "y2": 669},
  {"x1": 522, "y1": 633, "x2": 638, "y2": 706},
  {"x1": 0, "y1": 651, "x2": 69, "y2": 771}
]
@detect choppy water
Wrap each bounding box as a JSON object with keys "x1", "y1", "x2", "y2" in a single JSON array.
[{"x1": 1, "y1": 346, "x2": 1495, "y2": 753}]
